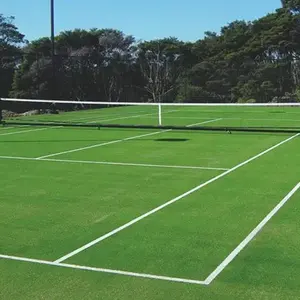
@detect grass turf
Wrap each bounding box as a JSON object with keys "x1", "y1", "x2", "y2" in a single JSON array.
[{"x1": 1, "y1": 105, "x2": 300, "y2": 299}]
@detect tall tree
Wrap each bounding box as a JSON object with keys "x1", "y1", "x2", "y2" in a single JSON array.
[
  {"x1": 0, "y1": 14, "x2": 26, "y2": 97},
  {"x1": 8, "y1": 1, "x2": 300, "y2": 104},
  {"x1": 282, "y1": 0, "x2": 300, "y2": 13},
  {"x1": 138, "y1": 38, "x2": 184, "y2": 102}
]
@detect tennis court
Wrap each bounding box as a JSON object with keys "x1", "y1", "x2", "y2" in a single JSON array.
[{"x1": 1, "y1": 102, "x2": 300, "y2": 299}]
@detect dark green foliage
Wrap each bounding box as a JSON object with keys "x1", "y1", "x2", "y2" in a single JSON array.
[
  {"x1": 4, "y1": 2, "x2": 300, "y2": 103},
  {"x1": 282, "y1": 0, "x2": 300, "y2": 12},
  {"x1": 0, "y1": 14, "x2": 26, "y2": 97}
]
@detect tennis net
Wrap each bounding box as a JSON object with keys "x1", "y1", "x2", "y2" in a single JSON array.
[{"x1": 1, "y1": 98, "x2": 300, "y2": 133}]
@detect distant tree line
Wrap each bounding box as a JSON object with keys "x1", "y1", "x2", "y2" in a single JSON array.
[{"x1": 2, "y1": 0, "x2": 300, "y2": 103}]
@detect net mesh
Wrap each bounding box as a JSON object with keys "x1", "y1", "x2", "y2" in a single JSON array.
[{"x1": 1, "y1": 98, "x2": 300, "y2": 133}]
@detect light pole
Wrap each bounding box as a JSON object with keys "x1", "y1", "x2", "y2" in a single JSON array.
[
  {"x1": 50, "y1": 0, "x2": 56, "y2": 99},
  {"x1": 50, "y1": 0, "x2": 55, "y2": 57}
]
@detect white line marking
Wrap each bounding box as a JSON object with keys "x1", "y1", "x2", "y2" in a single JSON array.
[
  {"x1": 36, "y1": 130, "x2": 171, "y2": 159},
  {"x1": 41, "y1": 108, "x2": 177, "y2": 124},
  {"x1": 0, "y1": 254, "x2": 207, "y2": 285},
  {"x1": 0, "y1": 127, "x2": 50, "y2": 136},
  {"x1": 55, "y1": 133, "x2": 299, "y2": 263},
  {"x1": 86, "y1": 109, "x2": 179, "y2": 124},
  {"x1": 87, "y1": 112, "x2": 158, "y2": 124},
  {"x1": 77, "y1": 111, "x2": 156, "y2": 123},
  {"x1": 146, "y1": 116, "x2": 300, "y2": 122},
  {"x1": 4, "y1": 109, "x2": 178, "y2": 127},
  {"x1": 0, "y1": 156, "x2": 229, "y2": 171},
  {"x1": 187, "y1": 118, "x2": 223, "y2": 127},
  {"x1": 0, "y1": 126, "x2": 16, "y2": 130},
  {"x1": 204, "y1": 182, "x2": 300, "y2": 285},
  {"x1": 4, "y1": 98, "x2": 300, "y2": 106},
  {"x1": 146, "y1": 116, "x2": 216, "y2": 120},
  {"x1": 35, "y1": 118, "x2": 215, "y2": 160},
  {"x1": 70, "y1": 112, "x2": 151, "y2": 122}
]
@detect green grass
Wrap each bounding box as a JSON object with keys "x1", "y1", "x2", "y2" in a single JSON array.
[{"x1": 1, "y1": 105, "x2": 300, "y2": 299}]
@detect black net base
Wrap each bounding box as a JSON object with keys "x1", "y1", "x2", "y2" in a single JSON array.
[{"x1": 2, "y1": 120, "x2": 300, "y2": 134}]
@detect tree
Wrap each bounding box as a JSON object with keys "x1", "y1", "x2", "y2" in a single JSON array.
[
  {"x1": 10, "y1": 29, "x2": 138, "y2": 102},
  {"x1": 8, "y1": 0, "x2": 300, "y2": 104},
  {"x1": 138, "y1": 38, "x2": 184, "y2": 102},
  {"x1": 0, "y1": 14, "x2": 26, "y2": 97},
  {"x1": 281, "y1": 0, "x2": 300, "y2": 13}
]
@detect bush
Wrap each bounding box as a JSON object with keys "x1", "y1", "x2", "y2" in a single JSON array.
[
  {"x1": 272, "y1": 93, "x2": 297, "y2": 103},
  {"x1": 294, "y1": 87, "x2": 300, "y2": 102},
  {"x1": 237, "y1": 98, "x2": 256, "y2": 103}
]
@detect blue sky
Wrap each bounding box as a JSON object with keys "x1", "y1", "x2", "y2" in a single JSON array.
[{"x1": 2, "y1": 0, "x2": 281, "y2": 42}]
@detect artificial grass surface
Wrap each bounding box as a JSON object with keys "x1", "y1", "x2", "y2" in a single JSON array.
[{"x1": 1, "y1": 106, "x2": 300, "y2": 299}]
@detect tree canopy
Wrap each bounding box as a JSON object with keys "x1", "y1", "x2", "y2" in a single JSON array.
[
  {"x1": 0, "y1": 14, "x2": 26, "y2": 97},
  {"x1": 3, "y1": 1, "x2": 300, "y2": 103}
]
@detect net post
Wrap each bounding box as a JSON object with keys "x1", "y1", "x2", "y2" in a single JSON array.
[{"x1": 158, "y1": 102, "x2": 162, "y2": 126}]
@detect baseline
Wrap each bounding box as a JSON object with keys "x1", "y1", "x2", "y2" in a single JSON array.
[
  {"x1": 0, "y1": 127, "x2": 50, "y2": 136},
  {"x1": 0, "y1": 254, "x2": 207, "y2": 286},
  {"x1": 0, "y1": 156, "x2": 229, "y2": 171},
  {"x1": 188, "y1": 118, "x2": 223, "y2": 127},
  {"x1": 146, "y1": 116, "x2": 300, "y2": 122},
  {"x1": 54, "y1": 133, "x2": 299, "y2": 263},
  {"x1": 0, "y1": 126, "x2": 16, "y2": 130},
  {"x1": 87, "y1": 110, "x2": 178, "y2": 124}
]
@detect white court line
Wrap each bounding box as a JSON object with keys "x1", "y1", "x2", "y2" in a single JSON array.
[
  {"x1": 68, "y1": 107, "x2": 178, "y2": 122},
  {"x1": 54, "y1": 133, "x2": 299, "y2": 263},
  {"x1": 0, "y1": 126, "x2": 16, "y2": 130},
  {"x1": 87, "y1": 112, "x2": 159, "y2": 124},
  {"x1": 204, "y1": 182, "x2": 300, "y2": 285},
  {"x1": 74, "y1": 110, "x2": 157, "y2": 122},
  {"x1": 5, "y1": 98, "x2": 300, "y2": 107},
  {"x1": 187, "y1": 118, "x2": 223, "y2": 127},
  {"x1": 0, "y1": 156, "x2": 229, "y2": 171},
  {"x1": 0, "y1": 127, "x2": 50, "y2": 136},
  {"x1": 86, "y1": 109, "x2": 179, "y2": 124},
  {"x1": 151, "y1": 116, "x2": 300, "y2": 123},
  {"x1": 35, "y1": 118, "x2": 220, "y2": 160},
  {"x1": 3, "y1": 108, "x2": 176, "y2": 129},
  {"x1": 0, "y1": 254, "x2": 207, "y2": 285},
  {"x1": 36, "y1": 130, "x2": 171, "y2": 159},
  {"x1": 0, "y1": 127, "x2": 15, "y2": 131},
  {"x1": 70, "y1": 112, "x2": 150, "y2": 122}
]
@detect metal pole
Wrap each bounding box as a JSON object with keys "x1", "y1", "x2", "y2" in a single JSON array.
[
  {"x1": 50, "y1": 0, "x2": 56, "y2": 99},
  {"x1": 0, "y1": 98, "x2": 3, "y2": 125}
]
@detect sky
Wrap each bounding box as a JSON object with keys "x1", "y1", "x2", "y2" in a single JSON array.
[{"x1": 2, "y1": 0, "x2": 282, "y2": 42}]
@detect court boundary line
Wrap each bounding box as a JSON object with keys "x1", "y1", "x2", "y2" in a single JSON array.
[
  {"x1": 87, "y1": 109, "x2": 179, "y2": 124},
  {"x1": 33, "y1": 107, "x2": 179, "y2": 123},
  {"x1": 36, "y1": 130, "x2": 171, "y2": 159},
  {"x1": 204, "y1": 181, "x2": 300, "y2": 284},
  {"x1": 0, "y1": 126, "x2": 16, "y2": 130},
  {"x1": 187, "y1": 118, "x2": 223, "y2": 127},
  {"x1": 3, "y1": 109, "x2": 179, "y2": 130},
  {"x1": 0, "y1": 254, "x2": 207, "y2": 286},
  {"x1": 0, "y1": 127, "x2": 49, "y2": 136},
  {"x1": 69, "y1": 110, "x2": 154, "y2": 122},
  {"x1": 0, "y1": 125, "x2": 29, "y2": 130},
  {"x1": 35, "y1": 118, "x2": 221, "y2": 160},
  {"x1": 54, "y1": 133, "x2": 299, "y2": 264},
  {"x1": 146, "y1": 116, "x2": 300, "y2": 122},
  {"x1": 0, "y1": 155, "x2": 229, "y2": 171},
  {"x1": 1, "y1": 182, "x2": 299, "y2": 286}
]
